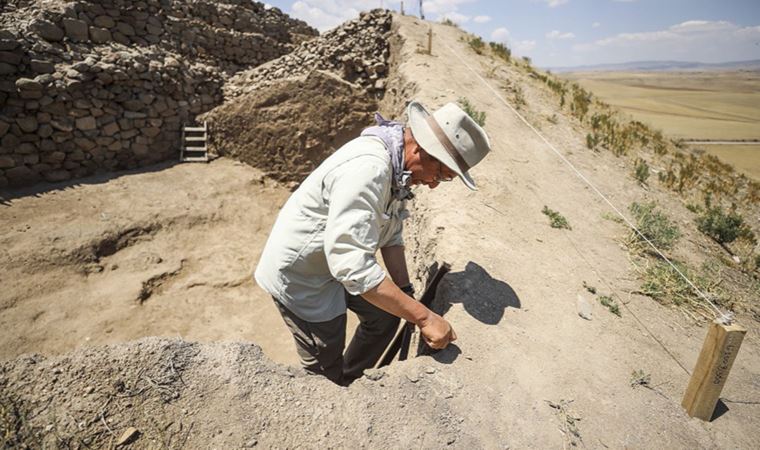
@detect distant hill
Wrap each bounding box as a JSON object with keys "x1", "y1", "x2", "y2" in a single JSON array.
[{"x1": 547, "y1": 59, "x2": 760, "y2": 73}]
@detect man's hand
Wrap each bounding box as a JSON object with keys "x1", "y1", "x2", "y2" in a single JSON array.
[{"x1": 418, "y1": 311, "x2": 457, "y2": 349}]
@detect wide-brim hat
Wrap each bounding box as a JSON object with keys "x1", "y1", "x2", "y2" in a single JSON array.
[{"x1": 407, "y1": 101, "x2": 491, "y2": 190}]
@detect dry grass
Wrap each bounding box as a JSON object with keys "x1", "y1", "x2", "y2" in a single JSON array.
[{"x1": 560, "y1": 71, "x2": 760, "y2": 141}]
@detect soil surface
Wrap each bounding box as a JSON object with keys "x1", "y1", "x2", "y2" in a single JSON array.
[{"x1": 2, "y1": 13, "x2": 760, "y2": 449}]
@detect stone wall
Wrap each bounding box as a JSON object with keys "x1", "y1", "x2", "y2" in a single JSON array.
[
  {"x1": 225, "y1": 10, "x2": 392, "y2": 99},
  {"x1": 0, "y1": 0, "x2": 317, "y2": 187}
]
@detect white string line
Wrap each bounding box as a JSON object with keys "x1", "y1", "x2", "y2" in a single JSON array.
[{"x1": 441, "y1": 41, "x2": 730, "y2": 323}]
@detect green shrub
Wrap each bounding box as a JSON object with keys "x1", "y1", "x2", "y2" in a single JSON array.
[
  {"x1": 468, "y1": 36, "x2": 485, "y2": 54},
  {"x1": 639, "y1": 260, "x2": 711, "y2": 307},
  {"x1": 586, "y1": 133, "x2": 598, "y2": 150},
  {"x1": 441, "y1": 18, "x2": 459, "y2": 27},
  {"x1": 489, "y1": 41, "x2": 511, "y2": 61},
  {"x1": 634, "y1": 158, "x2": 650, "y2": 185},
  {"x1": 696, "y1": 204, "x2": 756, "y2": 245},
  {"x1": 542, "y1": 206, "x2": 572, "y2": 230},
  {"x1": 627, "y1": 202, "x2": 681, "y2": 252},
  {"x1": 457, "y1": 97, "x2": 486, "y2": 126},
  {"x1": 598, "y1": 295, "x2": 621, "y2": 317}
]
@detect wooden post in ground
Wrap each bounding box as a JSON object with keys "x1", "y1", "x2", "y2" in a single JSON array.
[
  {"x1": 682, "y1": 319, "x2": 746, "y2": 421},
  {"x1": 427, "y1": 27, "x2": 432, "y2": 55}
]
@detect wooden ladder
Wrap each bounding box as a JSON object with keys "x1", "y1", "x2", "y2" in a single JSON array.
[{"x1": 180, "y1": 122, "x2": 208, "y2": 162}]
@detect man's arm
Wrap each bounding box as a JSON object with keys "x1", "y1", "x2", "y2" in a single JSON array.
[
  {"x1": 380, "y1": 245, "x2": 411, "y2": 288},
  {"x1": 361, "y1": 277, "x2": 456, "y2": 349}
]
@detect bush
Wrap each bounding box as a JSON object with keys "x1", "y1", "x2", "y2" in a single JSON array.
[
  {"x1": 598, "y1": 295, "x2": 621, "y2": 317},
  {"x1": 634, "y1": 158, "x2": 650, "y2": 185},
  {"x1": 696, "y1": 204, "x2": 755, "y2": 245},
  {"x1": 542, "y1": 206, "x2": 572, "y2": 230},
  {"x1": 468, "y1": 36, "x2": 485, "y2": 54},
  {"x1": 441, "y1": 18, "x2": 459, "y2": 27},
  {"x1": 489, "y1": 41, "x2": 511, "y2": 62},
  {"x1": 627, "y1": 202, "x2": 681, "y2": 252},
  {"x1": 639, "y1": 260, "x2": 715, "y2": 309},
  {"x1": 457, "y1": 97, "x2": 486, "y2": 127}
]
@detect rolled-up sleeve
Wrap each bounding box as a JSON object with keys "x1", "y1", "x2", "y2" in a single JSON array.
[
  {"x1": 380, "y1": 200, "x2": 409, "y2": 248},
  {"x1": 322, "y1": 156, "x2": 389, "y2": 295}
]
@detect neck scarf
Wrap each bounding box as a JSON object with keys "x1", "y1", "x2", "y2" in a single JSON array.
[{"x1": 361, "y1": 112, "x2": 414, "y2": 201}]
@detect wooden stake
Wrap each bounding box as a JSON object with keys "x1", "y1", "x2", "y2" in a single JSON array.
[
  {"x1": 682, "y1": 319, "x2": 746, "y2": 421},
  {"x1": 427, "y1": 27, "x2": 432, "y2": 55}
]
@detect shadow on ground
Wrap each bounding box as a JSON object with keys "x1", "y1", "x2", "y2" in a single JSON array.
[
  {"x1": 434, "y1": 261, "x2": 521, "y2": 325},
  {"x1": 0, "y1": 161, "x2": 179, "y2": 206}
]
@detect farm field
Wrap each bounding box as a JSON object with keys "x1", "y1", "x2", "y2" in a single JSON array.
[{"x1": 562, "y1": 71, "x2": 760, "y2": 180}]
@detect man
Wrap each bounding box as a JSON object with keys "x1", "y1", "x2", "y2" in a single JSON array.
[{"x1": 255, "y1": 100, "x2": 491, "y2": 385}]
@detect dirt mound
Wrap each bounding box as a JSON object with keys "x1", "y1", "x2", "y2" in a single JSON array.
[
  {"x1": 225, "y1": 9, "x2": 392, "y2": 98},
  {"x1": 202, "y1": 70, "x2": 377, "y2": 184},
  {"x1": 1, "y1": 337, "x2": 467, "y2": 449},
  {"x1": 203, "y1": 9, "x2": 395, "y2": 183}
]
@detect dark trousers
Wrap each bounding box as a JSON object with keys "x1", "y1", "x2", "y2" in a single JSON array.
[{"x1": 273, "y1": 293, "x2": 400, "y2": 385}]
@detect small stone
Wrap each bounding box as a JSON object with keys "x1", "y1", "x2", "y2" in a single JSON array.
[
  {"x1": 425, "y1": 367, "x2": 436, "y2": 375},
  {"x1": 406, "y1": 373, "x2": 419, "y2": 383},
  {"x1": 50, "y1": 118, "x2": 74, "y2": 132},
  {"x1": 116, "y1": 427, "x2": 139, "y2": 446},
  {"x1": 577, "y1": 294, "x2": 593, "y2": 321},
  {"x1": 102, "y1": 122, "x2": 119, "y2": 136},
  {"x1": 141, "y1": 127, "x2": 160, "y2": 137}
]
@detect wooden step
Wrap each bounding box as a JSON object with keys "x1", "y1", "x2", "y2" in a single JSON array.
[
  {"x1": 183, "y1": 126, "x2": 206, "y2": 132},
  {"x1": 185, "y1": 136, "x2": 206, "y2": 141}
]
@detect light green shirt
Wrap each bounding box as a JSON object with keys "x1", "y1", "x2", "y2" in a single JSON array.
[{"x1": 254, "y1": 136, "x2": 408, "y2": 322}]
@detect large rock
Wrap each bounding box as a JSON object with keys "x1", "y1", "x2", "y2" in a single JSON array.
[
  {"x1": 75, "y1": 116, "x2": 97, "y2": 131},
  {"x1": 15, "y1": 78, "x2": 42, "y2": 91},
  {"x1": 62, "y1": 19, "x2": 88, "y2": 42},
  {"x1": 89, "y1": 27, "x2": 112, "y2": 44},
  {"x1": 0, "y1": 51, "x2": 21, "y2": 65},
  {"x1": 93, "y1": 16, "x2": 116, "y2": 29},
  {"x1": 44, "y1": 169, "x2": 71, "y2": 182},
  {"x1": 31, "y1": 19, "x2": 64, "y2": 42},
  {"x1": 16, "y1": 116, "x2": 38, "y2": 133},
  {"x1": 0, "y1": 156, "x2": 15, "y2": 169},
  {"x1": 6, "y1": 165, "x2": 40, "y2": 186},
  {"x1": 0, "y1": 120, "x2": 9, "y2": 137},
  {"x1": 0, "y1": 62, "x2": 16, "y2": 74},
  {"x1": 30, "y1": 59, "x2": 56, "y2": 74}
]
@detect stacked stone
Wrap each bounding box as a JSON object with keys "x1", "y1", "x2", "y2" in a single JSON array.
[
  {"x1": 0, "y1": 0, "x2": 318, "y2": 188},
  {"x1": 225, "y1": 10, "x2": 392, "y2": 99}
]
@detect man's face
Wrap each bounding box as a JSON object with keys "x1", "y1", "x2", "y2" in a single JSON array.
[
  {"x1": 404, "y1": 128, "x2": 458, "y2": 189},
  {"x1": 411, "y1": 147, "x2": 457, "y2": 189}
]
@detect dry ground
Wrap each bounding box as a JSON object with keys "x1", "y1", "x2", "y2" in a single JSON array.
[
  {"x1": 2, "y1": 14, "x2": 760, "y2": 449},
  {"x1": 562, "y1": 70, "x2": 760, "y2": 180}
]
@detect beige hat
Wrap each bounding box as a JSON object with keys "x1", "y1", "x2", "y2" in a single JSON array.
[{"x1": 407, "y1": 101, "x2": 491, "y2": 190}]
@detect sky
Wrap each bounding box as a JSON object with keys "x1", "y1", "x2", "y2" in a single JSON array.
[{"x1": 262, "y1": 0, "x2": 760, "y2": 68}]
